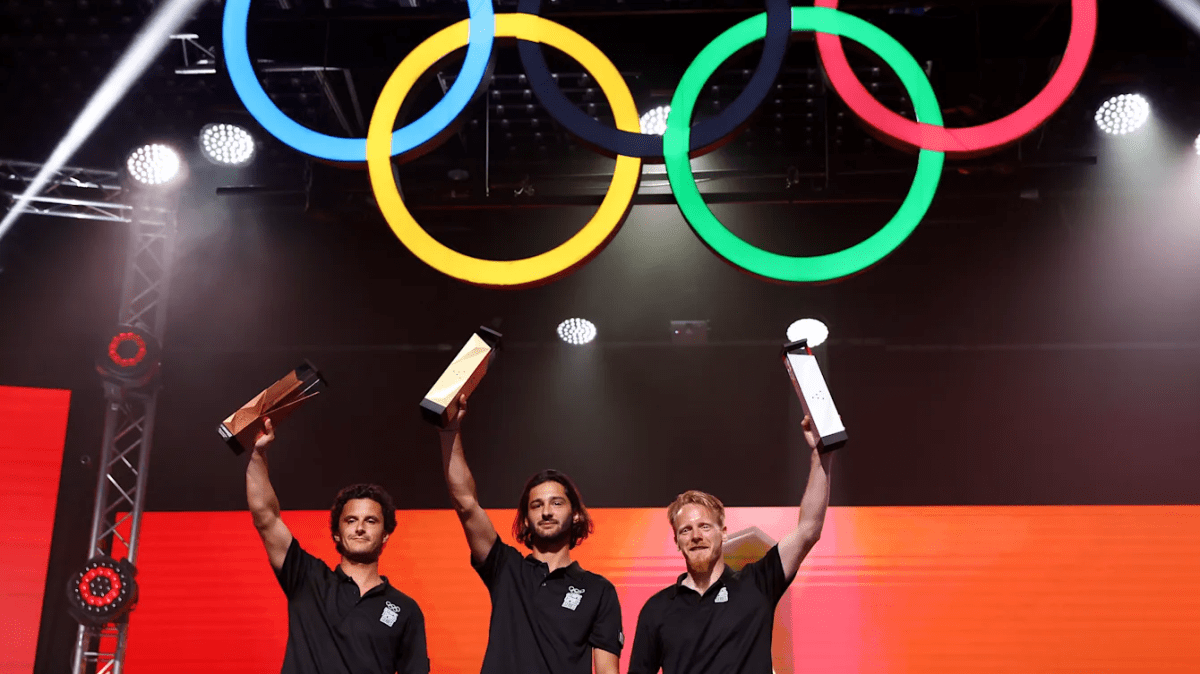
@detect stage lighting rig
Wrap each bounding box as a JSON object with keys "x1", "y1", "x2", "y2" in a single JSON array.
[
  {"x1": 125, "y1": 143, "x2": 183, "y2": 186},
  {"x1": 1094, "y1": 94, "x2": 1150, "y2": 136},
  {"x1": 639, "y1": 105, "x2": 671, "y2": 136},
  {"x1": 97, "y1": 325, "x2": 161, "y2": 389},
  {"x1": 66, "y1": 555, "x2": 139, "y2": 627},
  {"x1": 557, "y1": 318, "x2": 597, "y2": 345},
  {"x1": 200, "y1": 123, "x2": 255, "y2": 166},
  {"x1": 786, "y1": 318, "x2": 829, "y2": 348}
]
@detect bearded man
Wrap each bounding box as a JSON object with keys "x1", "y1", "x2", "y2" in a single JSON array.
[
  {"x1": 628, "y1": 415, "x2": 833, "y2": 674},
  {"x1": 436, "y1": 395, "x2": 623, "y2": 674}
]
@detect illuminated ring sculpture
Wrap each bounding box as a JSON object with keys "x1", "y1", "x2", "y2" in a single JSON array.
[
  {"x1": 222, "y1": 0, "x2": 496, "y2": 162},
  {"x1": 366, "y1": 14, "x2": 641, "y2": 288},
  {"x1": 813, "y1": 0, "x2": 1097, "y2": 155},
  {"x1": 665, "y1": 7, "x2": 944, "y2": 283},
  {"x1": 514, "y1": 0, "x2": 790, "y2": 158}
]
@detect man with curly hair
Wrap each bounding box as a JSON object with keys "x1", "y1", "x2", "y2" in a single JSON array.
[
  {"x1": 437, "y1": 395, "x2": 623, "y2": 674},
  {"x1": 247, "y1": 418, "x2": 429, "y2": 674}
]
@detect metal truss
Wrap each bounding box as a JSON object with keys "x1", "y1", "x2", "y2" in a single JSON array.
[
  {"x1": 71, "y1": 198, "x2": 178, "y2": 674},
  {"x1": 171, "y1": 26, "x2": 366, "y2": 136},
  {"x1": 0, "y1": 159, "x2": 130, "y2": 223}
]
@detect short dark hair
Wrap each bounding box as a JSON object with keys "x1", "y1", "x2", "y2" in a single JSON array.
[
  {"x1": 329, "y1": 483, "x2": 398, "y2": 545},
  {"x1": 513, "y1": 469, "x2": 594, "y2": 550}
]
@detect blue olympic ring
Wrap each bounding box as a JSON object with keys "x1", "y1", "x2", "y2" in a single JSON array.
[{"x1": 221, "y1": 0, "x2": 496, "y2": 162}]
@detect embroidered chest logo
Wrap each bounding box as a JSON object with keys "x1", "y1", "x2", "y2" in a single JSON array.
[
  {"x1": 380, "y1": 600, "x2": 401, "y2": 627},
  {"x1": 714, "y1": 587, "x2": 729, "y2": 604},
  {"x1": 562, "y1": 586, "x2": 585, "y2": 611}
]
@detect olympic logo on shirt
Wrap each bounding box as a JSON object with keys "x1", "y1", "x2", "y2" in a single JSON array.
[{"x1": 222, "y1": 1, "x2": 1097, "y2": 287}]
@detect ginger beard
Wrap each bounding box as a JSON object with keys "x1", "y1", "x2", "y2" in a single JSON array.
[
  {"x1": 673, "y1": 503, "x2": 726, "y2": 575},
  {"x1": 526, "y1": 481, "x2": 576, "y2": 548},
  {"x1": 334, "y1": 498, "x2": 390, "y2": 564}
]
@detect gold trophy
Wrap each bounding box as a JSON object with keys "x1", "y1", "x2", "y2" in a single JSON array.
[
  {"x1": 782, "y1": 339, "x2": 847, "y2": 451},
  {"x1": 421, "y1": 327, "x2": 502, "y2": 427},
  {"x1": 218, "y1": 361, "x2": 326, "y2": 454}
]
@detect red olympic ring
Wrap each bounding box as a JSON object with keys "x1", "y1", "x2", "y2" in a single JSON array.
[{"x1": 814, "y1": 0, "x2": 1097, "y2": 156}]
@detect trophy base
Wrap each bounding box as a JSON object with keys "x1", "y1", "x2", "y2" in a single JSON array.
[
  {"x1": 420, "y1": 399, "x2": 450, "y2": 428},
  {"x1": 819, "y1": 430, "x2": 848, "y2": 453},
  {"x1": 217, "y1": 424, "x2": 247, "y2": 455}
]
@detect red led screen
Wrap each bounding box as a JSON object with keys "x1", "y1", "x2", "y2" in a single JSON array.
[
  {"x1": 121, "y1": 506, "x2": 1200, "y2": 673},
  {"x1": 0, "y1": 386, "x2": 71, "y2": 674}
]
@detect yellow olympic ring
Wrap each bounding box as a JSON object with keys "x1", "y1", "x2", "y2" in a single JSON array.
[{"x1": 366, "y1": 14, "x2": 642, "y2": 288}]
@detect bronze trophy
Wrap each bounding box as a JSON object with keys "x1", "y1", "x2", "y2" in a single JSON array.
[{"x1": 218, "y1": 361, "x2": 326, "y2": 454}]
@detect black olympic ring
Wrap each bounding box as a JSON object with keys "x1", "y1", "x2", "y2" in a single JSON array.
[{"x1": 515, "y1": 0, "x2": 791, "y2": 158}]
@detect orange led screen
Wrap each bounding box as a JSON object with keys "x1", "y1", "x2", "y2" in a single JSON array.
[{"x1": 122, "y1": 506, "x2": 1200, "y2": 673}]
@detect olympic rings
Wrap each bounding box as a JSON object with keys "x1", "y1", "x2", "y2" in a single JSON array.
[
  {"x1": 222, "y1": 0, "x2": 495, "y2": 162},
  {"x1": 224, "y1": 2, "x2": 1096, "y2": 285},
  {"x1": 814, "y1": 0, "x2": 1097, "y2": 156},
  {"x1": 366, "y1": 14, "x2": 642, "y2": 288},
  {"x1": 665, "y1": 7, "x2": 944, "y2": 283},
  {"x1": 514, "y1": 0, "x2": 790, "y2": 159}
]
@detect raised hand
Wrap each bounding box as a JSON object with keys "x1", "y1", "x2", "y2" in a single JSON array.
[
  {"x1": 254, "y1": 417, "x2": 276, "y2": 455},
  {"x1": 800, "y1": 414, "x2": 823, "y2": 453},
  {"x1": 441, "y1": 395, "x2": 468, "y2": 434}
]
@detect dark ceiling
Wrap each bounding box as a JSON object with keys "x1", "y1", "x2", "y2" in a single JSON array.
[{"x1": 2, "y1": 0, "x2": 1198, "y2": 208}]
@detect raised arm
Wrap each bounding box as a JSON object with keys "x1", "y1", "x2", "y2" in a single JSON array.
[
  {"x1": 438, "y1": 395, "x2": 498, "y2": 563},
  {"x1": 246, "y1": 417, "x2": 294, "y2": 570},
  {"x1": 778, "y1": 415, "x2": 833, "y2": 580}
]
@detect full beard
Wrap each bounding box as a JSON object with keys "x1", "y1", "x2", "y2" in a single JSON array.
[
  {"x1": 531, "y1": 521, "x2": 570, "y2": 547},
  {"x1": 684, "y1": 546, "x2": 720, "y2": 574}
]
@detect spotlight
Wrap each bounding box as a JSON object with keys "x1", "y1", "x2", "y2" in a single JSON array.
[
  {"x1": 125, "y1": 143, "x2": 182, "y2": 185},
  {"x1": 96, "y1": 324, "x2": 161, "y2": 388},
  {"x1": 1094, "y1": 94, "x2": 1150, "y2": 136},
  {"x1": 557, "y1": 318, "x2": 597, "y2": 345},
  {"x1": 1194, "y1": 133, "x2": 1200, "y2": 156},
  {"x1": 786, "y1": 318, "x2": 829, "y2": 348},
  {"x1": 200, "y1": 123, "x2": 255, "y2": 166},
  {"x1": 66, "y1": 555, "x2": 139, "y2": 627},
  {"x1": 639, "y1": 105, "x2": 670, "y2": 136}
]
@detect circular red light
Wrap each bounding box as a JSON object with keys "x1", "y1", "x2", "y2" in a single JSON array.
[{"x1": 107, "y1": 332, "x2": 147, "y2": 368}]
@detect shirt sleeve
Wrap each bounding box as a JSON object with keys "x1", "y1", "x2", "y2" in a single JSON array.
[
  {"x1": 274, "y1": 537, "x2": 316, "y2": 598},
  {"x1": 743, "y1": 544, "x2": 790, "y2": 604},
  {"x1": 394, "y1": 598, "x2": 431, "y2": 674},
  {"x1": 626, "y1": 598, "x2": 663, "y2": 674},
  {"x1": 470, "y1": 537, "x2": 517, "y2": 590},
  {"x1": 588, "y1": 579, "x2": 624, "y2": 656}
]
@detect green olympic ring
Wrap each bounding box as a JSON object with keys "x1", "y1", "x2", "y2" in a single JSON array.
[{"x1": 665, "y1": 6, "x2": 945, "y2": 283}]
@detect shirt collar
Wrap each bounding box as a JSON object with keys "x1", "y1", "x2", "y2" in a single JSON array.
[
  {"x1": 524, "y1": 554, "x2": 586, "y2": 581},
  {"x1": 333, "y1": 565, "x2": 390, "y2": 595},
  {"x1": 669, "y1": 564, "x2": 735, "y2": 599}
]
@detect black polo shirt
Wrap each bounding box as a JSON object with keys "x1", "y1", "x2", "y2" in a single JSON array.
[
  {"x1": 472, "y1": 538, "x2": 623, "y2": 674},
  {"x1": 628, "y1": 545, "x2": 792, "y2": 674},
  {"x1": 275, "y1": 538, "x2": 430, "y2": 674}
]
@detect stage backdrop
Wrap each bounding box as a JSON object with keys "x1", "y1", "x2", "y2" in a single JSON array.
[
  {"x1": 119, "y1": 506, "x2": 1200, "y2": 673},
  {"x1": 0, "y1": 386, "x2": 71, "y2": 674}
]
